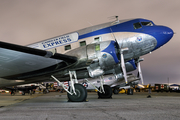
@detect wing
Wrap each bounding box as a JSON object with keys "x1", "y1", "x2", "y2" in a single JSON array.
[{"x1": 0, "y1": 41, "x2": 77, "y2": 80}]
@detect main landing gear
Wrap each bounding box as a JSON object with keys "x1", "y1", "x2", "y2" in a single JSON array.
[
  {"x1": 51, "y1": 71, "x2": 87, "y2": 102},
  {"x1": 67, "y1": 84, "x2": 87, "y2": 102},
  {"x1": 98, "y1": 85, "x2": 112, "y2": 99},
  {"x1": 85, "y1": 76, "x2": 112, "y2": 99},
  {"x1": 97, "y1": 76, "x2": 112, "y2": 99}
]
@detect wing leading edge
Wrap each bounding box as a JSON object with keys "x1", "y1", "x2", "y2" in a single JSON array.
[{"x1": 0, "y1": 41, "x2": 77, "y2": 79}]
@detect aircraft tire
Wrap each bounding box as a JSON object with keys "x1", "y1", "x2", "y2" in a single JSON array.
[
  {"x1": 127, "y1": 88, "x2": 133, "y2": 95},
  {"x1": 67, "y1": 83, "x2": 87, "y2": 102},
  {"x1": 98, "y1": 85, "x2": 112, "y2": 98},
  {"x1": 113, "y1": 88, "x2": 119, "y2": 94}
]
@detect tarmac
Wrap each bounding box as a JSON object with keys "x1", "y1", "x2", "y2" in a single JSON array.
[{"x1": 0, "y1": 92, "x2": 180, "y2": 120}]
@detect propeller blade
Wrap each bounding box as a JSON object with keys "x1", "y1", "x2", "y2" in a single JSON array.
[
  {"x1": 137, "y1": 61, "x2": 144, "y2": 85},
  {"x1": 120, "y1": 48, "x2": 129, "y2": 84},
  {"x1": 137, "y1": 72, "x2": 139, "y2": 78},
  {"x1": 110, "y1": 28, "x2": 129, "y2": 85},
  {"x1": 121, "y1": 52, "x2": 128, "y2": 84}
]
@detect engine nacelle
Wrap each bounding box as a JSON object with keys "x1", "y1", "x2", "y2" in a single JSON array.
[
  {"x1": 66, "y1": 40, "x2": 137, "y2": 78},
  {"x1": 87, "y1": 41, "x2": 138, "y2": 78},
  {"x1": 97, "y1": 41, "x2": 119, "y2": 70},
  {"x1": 113, "y1": 59, "x2": 137, "y2": 80},
  {"x1": 87, "y1": 66, "x2": 104, "y2": 78},
  {"x1": 86, "y1": 41, "x2": 120, "y2": 77},
  {"x1": 86, "y1": 41, "x2": 119, "y2": 76}
]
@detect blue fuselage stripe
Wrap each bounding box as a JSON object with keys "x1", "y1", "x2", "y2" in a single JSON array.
[
  {"x1": 78, "y1": 18, "x2": 172, "y2": 52},
  {"x1": 79, "y1": 19, "x2": 150, "y2": 40}
]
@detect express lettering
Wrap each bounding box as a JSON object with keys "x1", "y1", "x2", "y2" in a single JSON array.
[
  {"x1": 42, "y1": 36, "x2": 72, "y2": 48},
  {"x1": 55, "y1": 41, "x2": 59, "y2": 45}
]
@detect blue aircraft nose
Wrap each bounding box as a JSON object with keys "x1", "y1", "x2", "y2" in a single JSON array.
[{"x1": 153, "y1": 26, "x2": 174, "y2": 50}]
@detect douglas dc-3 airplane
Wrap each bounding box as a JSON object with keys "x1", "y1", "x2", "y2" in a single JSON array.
[{"x1": 0, "y1": 17, "x2": 173, "y2": 102}]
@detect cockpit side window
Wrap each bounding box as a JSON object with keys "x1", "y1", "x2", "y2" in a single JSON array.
[
  {"x1": 141, "y1": 22, "x2": 153, "y2": 26},
  {"x1": 133, "y1": 22, "x2": 142, "y2": 29}
]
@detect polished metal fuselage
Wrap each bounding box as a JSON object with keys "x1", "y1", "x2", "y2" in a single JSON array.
[
  {"x1": 65, "y1": 32, "x2": 157, "y2": 71},
  {"x1": 0, "y1": 18, "x2": 173, "y2": 88}
]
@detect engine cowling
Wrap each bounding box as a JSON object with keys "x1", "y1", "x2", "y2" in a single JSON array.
[
  {"x1": 86, "y1": 41, "x2": 138, "y2": 78},
  {"x1": 113, "y1": 59, "x2": 137, "y2": 80},
  {"x1": 87, "y1": 41, "x2": 119, "y2": 77},
  {"x1": 65, "y1": 40, "x2": 137, "y2": 78}
]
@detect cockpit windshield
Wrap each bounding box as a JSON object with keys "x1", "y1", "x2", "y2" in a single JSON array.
[
  {"x1": 133, "y1": 21, "x2": 154, "y2": 29},
  {"x1": 133, "y1": 22, "x2": 142, "y2": 29},
  {"x1": 141, "y1": 21, "x2": 153, "y2": 26}
]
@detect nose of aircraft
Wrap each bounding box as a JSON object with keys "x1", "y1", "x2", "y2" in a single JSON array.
[{"x1": 153, "y1": 26, "x2": 174, "y2": 50}]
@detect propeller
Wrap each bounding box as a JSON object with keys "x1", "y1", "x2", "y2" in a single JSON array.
[
  {"x1": 110, "y1": 28, "x2": 129, "y2": 84},
  {"x1": 137, "y1": 58, "x2": 144, "y2": 84},
  {"x1": 120, "y1": 48, "x2": 129, "y2": 84}
]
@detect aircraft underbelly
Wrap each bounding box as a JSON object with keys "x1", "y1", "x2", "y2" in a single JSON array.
[{"x1": 0, "y1": 48, "x2": 61, "y2": 77}]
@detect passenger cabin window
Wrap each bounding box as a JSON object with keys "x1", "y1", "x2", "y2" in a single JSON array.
[
  {"x1": 141, "y1": 22, "x2": 153, "y2": 26},
  {"x1": 133, "y1": 22, "x2": 142, "y2": 29},
  {"x1": 65, "y1": 45, "x2": 71, "y2": 51},
  {"x1": 94, "y1": 37, "x2": 101, "y2": 42},
  {"x1": 79, "y1": 41, "x2": 86, "y2": 47}
]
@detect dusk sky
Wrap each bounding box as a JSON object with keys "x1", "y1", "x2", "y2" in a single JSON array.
[{"x1": 0, "y1": 0, "x2": 179, "y2": 85}]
